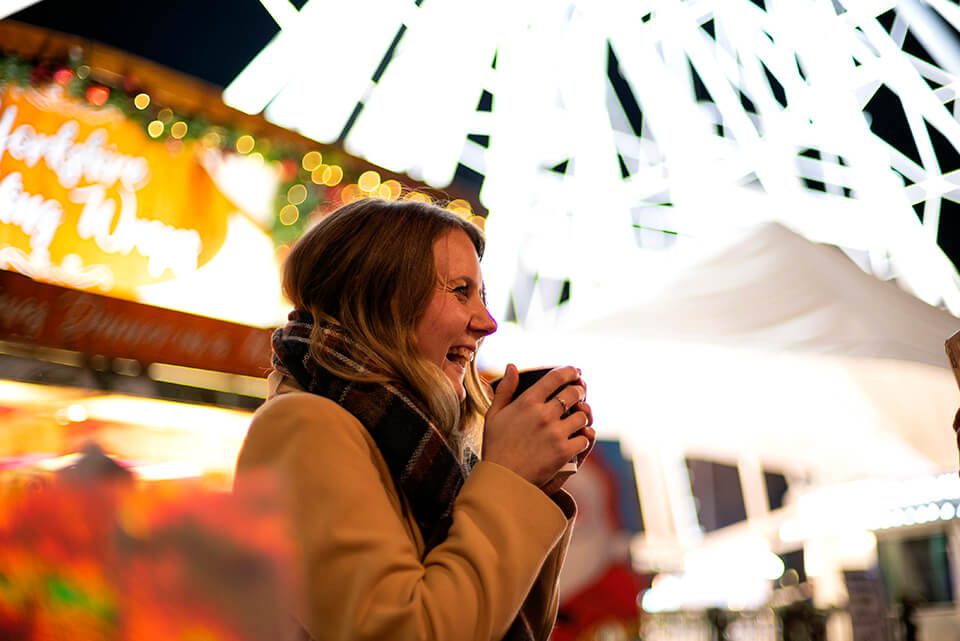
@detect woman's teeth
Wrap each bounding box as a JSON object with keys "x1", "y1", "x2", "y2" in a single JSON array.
[{"x1": 446, "y1": 347, "x2": 473, "y2": 365}]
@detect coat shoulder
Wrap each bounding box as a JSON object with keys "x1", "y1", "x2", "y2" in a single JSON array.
[
  {"x1": 239, "y1": 392, "x2": 377, "y2": 471},
  {"x1": 256, "y1": 390, "x2": 354, "y2": 423}
]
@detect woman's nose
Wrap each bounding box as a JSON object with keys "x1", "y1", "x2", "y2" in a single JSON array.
[{"x1": 471, "y1": 302, "x2": 498, "y2": 336}]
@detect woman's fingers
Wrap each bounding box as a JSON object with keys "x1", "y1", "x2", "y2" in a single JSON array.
[
  {"x1": 522, "y1": 366, "x2": 582, "y2": 402},
  {"x1": 550, "y1": 385, "x2": 585, "y2": 416},
  {"x1": 483, "y1": 367, "x2": 595, "y2": 487},
  {"x1": 488, "y1": 364, "x2": 519, "y2": 414},
  {"x1": 560, "y1": 404, "x2": 591, "y2": 434},
  {"x1": 577, "y1": 397, "x2": 593, "y2": 427},
  {"x1": 574, "y1": 426, "x2": 597, "y2": 465}
]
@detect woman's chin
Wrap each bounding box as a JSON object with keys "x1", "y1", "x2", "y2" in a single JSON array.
[
  {"x1": 442, "y1": 362, "x2": 468, "y2": 401},
  {"x1": 443, "y1": 373, "x2": 467, "y2": 402}
]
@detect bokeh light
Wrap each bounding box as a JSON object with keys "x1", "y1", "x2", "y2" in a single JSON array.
[
  {"x1": 357, "y1": 170, "x2": 381, "y2": 193},
  {"x1": 170, "y1": 121, "x2": 188, "y2": 140},
  {"x1": 287, "y1": 184, "x2": 308, "y2": 205},
  {"x1": 340, "y1": 184, "x2": 363, "y2": 203},
  {"x1": 311, "y1": 165, "x2": 327, "y2": 185},
  {"x1": 302, "y1": 151, "x2": 323, "y2": 172},
  {"x1": 446, "y1": 198, "x2": 472, "y2": 217},
  {"x1": 133, "y1": 92, "x2": 151, "y2": 110},
  {"x1": 201, "y1": 131, "x2": 222, "y2": 148},
  {"x1": 86, "y1": 85, "x2": 109, "y2": 106},
  {"x1": 279, "y1": 204, "x2": 300, "y2": 226},
  {"x1": 324, "y1": 165, "x2": 343, "y2": 186},
  {"x1": 235, "y1": 135, "x2": 255, "y2": 154},
  {"x1": 147, "y1": 120, "x2": 164, "y2": 138},
  {"x1": 380, "y1": 179, "x2": 402, "y2": 200},
  {"x1": 403, "y1": 191, "x2": 432, "y2": 204},
  {"x1": 52, "y1": 68, "x2": 73, "y2": 85}
]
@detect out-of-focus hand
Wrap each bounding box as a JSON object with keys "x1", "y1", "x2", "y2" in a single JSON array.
[{"x1": 483, "y1": 365, "x2": 593, "y2": 488}]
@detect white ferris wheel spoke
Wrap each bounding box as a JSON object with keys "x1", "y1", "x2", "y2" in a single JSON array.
[{"x1": 226, "y1": 0, "x2": 960, "y2": 317}]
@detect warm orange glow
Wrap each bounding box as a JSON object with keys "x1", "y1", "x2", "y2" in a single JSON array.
[
  {"x1": 0, "y1": 381, "x2": 254, "y2": 481},
  {"x1": 147, "y1": 120, "x2": 164, "y2": 138},
  {"x1": 134, "y1": 93, "x2": 151, "y2": 110},
  {"x1": 0, "y1": 380, "x2": 90, "y2": 404},
  {"x1": 340, "y1": 184, "x2": 363, "y2": 203}
]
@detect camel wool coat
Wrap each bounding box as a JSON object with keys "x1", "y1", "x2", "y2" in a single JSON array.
[{"x1": 234, "y1": 373, "x2": 577, "y2": 641}]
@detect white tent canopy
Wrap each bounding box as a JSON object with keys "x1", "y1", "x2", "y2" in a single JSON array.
[
  {"x1": 583, "y1": 222, "x2": 960, "y2": 369},
  {"x1": 480, "y1": 223, "x2": 960, "y2": 483}
]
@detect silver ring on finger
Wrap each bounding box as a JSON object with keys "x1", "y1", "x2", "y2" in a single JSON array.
[{"x1": 554, "y1": 396, "x2": 568, "y2": 414}]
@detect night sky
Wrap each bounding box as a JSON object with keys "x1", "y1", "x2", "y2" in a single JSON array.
[{"x1": 12, "y1": 0, "x2": 286, "y2": 87}]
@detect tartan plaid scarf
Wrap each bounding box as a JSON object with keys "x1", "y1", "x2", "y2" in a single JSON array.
[{"x1": 272, "y1": 311, "x2": 537, "y2": 641}]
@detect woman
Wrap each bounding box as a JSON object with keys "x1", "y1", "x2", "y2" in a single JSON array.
[{"x1": 234, "y1": 198, "x2": 595, "y2": 641}]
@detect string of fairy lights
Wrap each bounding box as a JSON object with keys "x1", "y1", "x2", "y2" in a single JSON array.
[{"x1": 0, "y1": 49, "x2": 482, "y2": 249}]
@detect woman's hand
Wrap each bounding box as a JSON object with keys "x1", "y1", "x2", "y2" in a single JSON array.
[{"x1": 482, "y1": 364, "x2": 594, "y2": 488}]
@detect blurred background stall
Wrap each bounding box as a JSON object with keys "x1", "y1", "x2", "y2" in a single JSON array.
[
  {"x1": 0, "y1": 18, "x2": 448, "y2": 489},
  {"x1": 4, "y1": 1, "x2": 960, "y2": 640}
]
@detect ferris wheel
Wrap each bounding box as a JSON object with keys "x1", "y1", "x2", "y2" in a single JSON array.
[{"x1": 224, "y1": 0, "x2": 960, "y2": 321}]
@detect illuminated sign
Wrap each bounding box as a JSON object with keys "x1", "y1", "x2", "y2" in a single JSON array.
[
  {"x1": 0, "y1": 84, "x2": 234, "y2": 296},
  {"x1": 0, "y1": 270, "x2": 271, "y2": 377}
]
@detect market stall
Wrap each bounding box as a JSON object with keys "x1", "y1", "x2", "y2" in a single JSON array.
[{"x1": 0, "y1": 20, "x2": 453, "y2": 484}]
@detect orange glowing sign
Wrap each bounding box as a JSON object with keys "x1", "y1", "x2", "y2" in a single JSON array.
[{"x1": 0, "y1": 84, "x2": 234, "y2": 297}]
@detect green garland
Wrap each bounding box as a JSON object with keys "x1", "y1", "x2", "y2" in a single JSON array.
[{"x1": 0, "y1": 50, "x2": 370, "y2": 247}]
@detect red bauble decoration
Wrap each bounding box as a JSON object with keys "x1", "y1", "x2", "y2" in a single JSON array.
[
  {"x1": 30, "y1": 63, "x2": 51, "y2": 84},
  {"x1": 52, "y1": 68, "x2": 73, "y2": 86},
  {"x1": 122, "y1": 75, "x2": 140, "y2": 94},
  {"x1": 86, "y1": 85, "x2": 110, "y2": 107},
  {"x1": 280, "y1": 159, "x2": 298, "y2": 181}
]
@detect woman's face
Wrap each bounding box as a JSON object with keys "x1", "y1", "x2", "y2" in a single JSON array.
[{"x1": 414, "y1": 229, "x2": 498, "y2": 400}]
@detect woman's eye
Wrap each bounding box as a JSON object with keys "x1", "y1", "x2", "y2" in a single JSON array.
[{"x1": 448, "y1": 284, "x2": 470, "y2": 299}]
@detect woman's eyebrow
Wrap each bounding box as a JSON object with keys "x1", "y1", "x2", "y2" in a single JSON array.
[{"x1": 441, "y1": 276, "x2": 476, "y2": 292}]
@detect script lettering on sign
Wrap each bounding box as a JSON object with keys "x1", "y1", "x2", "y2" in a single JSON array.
[{"x1": 0, "y1": 85, "x2": 233, "y2": 297}]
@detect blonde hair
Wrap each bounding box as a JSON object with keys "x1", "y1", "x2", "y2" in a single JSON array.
[{"x1": 282, "y1": 198, "x2": 492, "y2": 443}]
